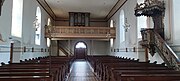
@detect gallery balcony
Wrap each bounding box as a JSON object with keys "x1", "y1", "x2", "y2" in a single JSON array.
[{"x1": 45, "y1": 26, "x2": 116, "y2": 40}]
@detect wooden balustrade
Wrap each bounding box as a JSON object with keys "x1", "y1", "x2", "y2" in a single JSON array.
[
  {"x1": 140, "y1": 28, "x2": 180, "y2": 70},
  {"x1": 45, "y1": 26, "x2": 116, "y2": 40},
  {"x1": 154, "y1": 31, "x2": 180, "y2": 70}
]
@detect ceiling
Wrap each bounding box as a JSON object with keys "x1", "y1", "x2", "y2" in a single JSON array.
[{"x1": 44, "y1": 0, "x2": 119, "y2": 20}]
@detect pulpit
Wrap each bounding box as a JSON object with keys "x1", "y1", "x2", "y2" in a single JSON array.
[{"x1": 134, "y1": 0, "x2": 165, "y2": 56}]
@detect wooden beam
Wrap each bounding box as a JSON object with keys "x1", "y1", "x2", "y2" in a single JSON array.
[
  {"x1": 10, "y1": 42, "x2": 14, "y2": 63},
  {"x1": 36, "y1": 0, "x2": 56, "y2": 20}
]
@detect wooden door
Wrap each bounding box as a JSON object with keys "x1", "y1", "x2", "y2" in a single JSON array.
[{"x1": 75, "y1": 48, "x2": 86, "y2": 59}]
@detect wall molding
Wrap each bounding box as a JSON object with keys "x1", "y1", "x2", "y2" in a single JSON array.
[
  {"x1": 36, "y1": 0, "x2": 56, "y2": 20},
  {"x1": 106, "y1": 0, "x2": 127, "y2": 21}
]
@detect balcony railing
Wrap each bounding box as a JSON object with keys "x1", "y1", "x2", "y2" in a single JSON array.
[{"x1": 45, "y1": 26, "x2": 116, "y2": 40}]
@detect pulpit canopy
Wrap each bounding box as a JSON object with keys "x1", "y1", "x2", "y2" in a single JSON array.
[{"x1": 134, "y1": 0, "x2": 165, "y2": 17}]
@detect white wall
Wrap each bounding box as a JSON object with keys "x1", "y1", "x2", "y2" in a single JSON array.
[
  {"x1": 0, "y1": 0, "x2": 52, "y2": 64},
  {"x1": 57, "y1": 40, "x2": 109, "y2": 56},
  {"x1": 0, "y1": 0, "x2": 13, "y2": 65},
  {"x1": 109, "y1": 0, "x2": 138, "y2": 59},
  {"x1": 91, "y1": 41, "x2": 109, "y2": 55}
]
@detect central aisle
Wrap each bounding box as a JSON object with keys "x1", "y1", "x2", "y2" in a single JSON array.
[{"x1": 67, "y1": 60, "x2": 99, "y2": 81}]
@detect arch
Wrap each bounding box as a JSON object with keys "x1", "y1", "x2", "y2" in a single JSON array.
[
  {"x1": 35, "y1": 6, "x2": 41, "y2": 45},
  {"x1": 75, "y1": 41, "x2": 87, "y2": 48},
  {"x1": 119, "y1": 10, "x2": 125, "y2": 43},
  {"x1": 74, "y1": 41, "x2": 87, "y2": 59}
]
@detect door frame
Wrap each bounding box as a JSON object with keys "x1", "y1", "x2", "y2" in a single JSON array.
[{"x1": 74, "y1": 41, "x2": 87, "y2": 59}]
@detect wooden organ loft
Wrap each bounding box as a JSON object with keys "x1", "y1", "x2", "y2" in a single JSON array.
[{"x1": 45, "y1": 12, "x2": 116, "y2": 40}]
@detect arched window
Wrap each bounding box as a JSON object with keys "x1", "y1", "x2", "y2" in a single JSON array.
[
  {"x1": 35, "y1": 7, "x2": 41, "y2": 45},
  {"x1": 119, "y1": 10, "x2": 125, "y2": 43},
  {"x1": 47, "y1": 18, "x2": 51, "y2": 26},
  {"x1": 75, "y1": 42, "x2": 86, "y2": 48},
  {"x1": 110, "y1": 20, "x2": 114, "y2": 27},
  {"x1": 137, "y1": 0, "x2": 148, "y2": 39},
  {"x1": 46, "y1": 18, "x2": 51, "y2": 47},
  {"x1": 47, "y1": 38, "x2": 50, "y2": 47},
  {"x1": 11, "y1": 0, "x2": 23, "y2": 38},
  {"x1": 110, "y1": 20, "x2": 114, "y2": 48}
]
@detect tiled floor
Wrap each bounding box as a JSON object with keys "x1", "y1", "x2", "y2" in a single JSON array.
[{"x1": 67, "y1": 60, "x2": 99, "y2": 81}]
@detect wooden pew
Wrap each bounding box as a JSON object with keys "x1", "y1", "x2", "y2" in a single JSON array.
[
  {"x1": 113, "y1": 69, "x2": 180, "y2": 81},
  {"x1": 0, "y1": 56, "x2": 73, "y2": 81},
  {"x1": 87, "y1": 55, "x2": 180, "y2": 81},
  {"x1": 0, "y1": 76, "x2": 52, "y2": 81},
  {"x1": 0, "y1": 63, "x2": 61, "y2": 81},
  {"x1": 100, "y1": 62, "x2": 168, "y2": 81}
]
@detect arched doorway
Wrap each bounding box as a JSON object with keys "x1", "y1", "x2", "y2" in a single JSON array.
[{"x1": 74, "y1": 42, "x2": 87, "y2": 59}]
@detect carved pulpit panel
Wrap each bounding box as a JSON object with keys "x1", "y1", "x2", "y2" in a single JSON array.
[
  {"x1": 135, "y1": 0, "x2": 165, "y2": 56},
  {"x1": 134, "y1": 0, "x2": 165, "y2": 39}
]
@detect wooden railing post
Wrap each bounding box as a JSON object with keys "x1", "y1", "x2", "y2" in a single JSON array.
[
  {"x1": 145, "y1": 48, "x2": 149, "y2": 62},
  {"x1": 23, "y1": 46, "x2": 26, "y2": 52},
  {"x1": 126, "y1": 48, "x2": 128, "y2": 52},
  {"x1": 133, "y1": 47, "x2": 136, "y2": 52},
  {"x1": 10, "y1": 42, "x2": 14, "y2": 63},
  {"x1": 32, "y1": 47, "x2": 34, "y2": 52}
]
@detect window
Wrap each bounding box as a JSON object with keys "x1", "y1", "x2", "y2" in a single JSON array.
[
  {"x1": 35, "y1": 7, "x2": 41, "y2": 45},
  {"x1": 11, "y1": 0, "x2": 23, "y2": 38},
  {"x1": 75, "y1": 42, "x2": 86, "y2": 48},
  {"x1": 47, "y1": 38, "x2": 50, "y2": 47},
  {"x1": 47, "y1": 18, "x2": 51, "y2": 26},
  {"x1": 110, "y1": 20, "x2": 114, "y2": 47},
  {"x1": 119, "y1": 10, "x2": 125, "y2": 43},
  {"x1": 110, "y1": 20, "x2": 114, "y2": 27},
  {"x1": 137, "y1": 0, "x2": 148, "y2": 39},
  {"x1": 172, "y1": 0, "x2": 180, "y2": 43},
  {"x1": 46, "y1": 18, "x2": 51, "y2": 47},
  {"x1": 137, "y1": 16, "x2": 147, "y2": 38}
]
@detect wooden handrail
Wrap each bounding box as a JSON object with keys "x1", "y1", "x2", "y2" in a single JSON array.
[
  {"x1": 58, "y1": 42, "x2": 74, "y2": 56},
  {"x1": 140, "y1": 28, "x2": 180, "y2": 70},
  {"x1": 154, "y1": 31, "x2": 180, "y2": 70}
]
